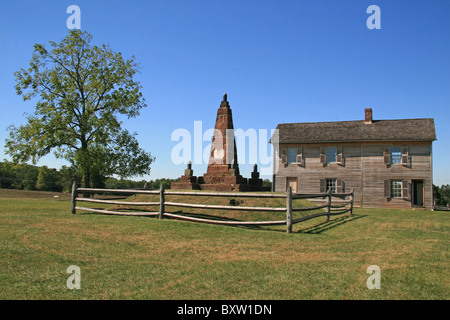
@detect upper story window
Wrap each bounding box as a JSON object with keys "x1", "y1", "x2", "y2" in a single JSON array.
[
  {"x1": 384, "y1": 146, "x2": 410, "y2": 167},
  {"x1": 287, "y1": 148, "x2": 297, "y2": 164},
  {"x1": 280, "y1": 147, "x2": 304, "y2": 167},
  {"x1": 326, "y1": 147, "x2": 337, "y2": 164},
  {"x1": 320, "y1": 146, "x2": 343, "y2": 166},
  {"x1": 390, "y1": 147, "x2": 402, "y2": 164}
]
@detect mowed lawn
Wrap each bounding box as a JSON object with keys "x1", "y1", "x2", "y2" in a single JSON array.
[{"x1": 0, "y1": 189, "x2": 448, "y2": 300}]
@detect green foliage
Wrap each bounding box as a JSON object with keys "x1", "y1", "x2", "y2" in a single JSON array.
[
  {"x1": 0, "y1": 160, "x2": 14, "y2": 188},
  {"x1": 145, "y1": 177, "x2": 180, "y2": 190},
  {"x1": 14, "y1": 164, "x2": 39, "y2": 190},
  {"x1": 5, "y1": 30, "x2": 154, "y2": 187},
  {"x1": 104, "y1": 177, "x2": 180, "y2": 190},
  {"x1": 59, "y1": 165, "x2": 82, "y2": 193},
  {"x1": 433, "y1": 184, "x2": 450, "y2": 206},
  {"x1": 0, "y1": 160, "x2": 39, "y2": 190},
  {"x1": 36, "y1": 166, "x2": 62, "y2": 192},
  {"x1": 262, "y1": 178, "x2": 272, "y2": 189},
  {"x1": 0, "y1": 160, "x2": 179, "y2": 193}
]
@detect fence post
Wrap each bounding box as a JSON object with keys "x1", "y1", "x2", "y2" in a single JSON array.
[
  {"x1": 159, "y1": 184, "x2": 165, "y2": 219},
  {"x1": 71, "y1": 182, "x2": 77, "y2": 214},
  {"x1": 286, "y1": 186, "x2": 292, "y2": 233},
  {"x1": 326, "y1": 188, "x2": 332, "y2": 221},
  {"x1": 349, "y1": 188, "x2": 354, "y2": 216}
]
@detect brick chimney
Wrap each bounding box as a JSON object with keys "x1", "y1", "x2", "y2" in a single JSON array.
[{"x1": 365, "y1": 108, "x2": 373, "y2": 124}]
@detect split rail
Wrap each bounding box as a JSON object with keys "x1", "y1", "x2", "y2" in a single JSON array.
[
  {"x1": 433, "y1": 202, "x2": 450, "y2": 211},
  {"x1": 71, "y1": 183, "x2": 354, "y2": 233}
]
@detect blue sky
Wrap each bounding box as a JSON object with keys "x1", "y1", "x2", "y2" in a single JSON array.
[{"x1": 0, "y1": 0, "x2": 449, "y2": 185}]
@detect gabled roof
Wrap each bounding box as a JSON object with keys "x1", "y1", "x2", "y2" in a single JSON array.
[{"x1": 272, "y1": 118, "x2": 436, "y2": 144}]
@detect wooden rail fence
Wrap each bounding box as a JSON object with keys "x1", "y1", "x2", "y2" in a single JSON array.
[
  {"x1": 71, "y1": 183, "x2": 354, "y2": 233},
  {"x1": 433, "y1": 202, "x2": 450, "y2": 211}
]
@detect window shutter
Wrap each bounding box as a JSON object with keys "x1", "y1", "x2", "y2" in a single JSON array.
[
  {"x1": 320, "y1": 179, "x2": 326, "y2": 193},
  {"x1": 384, "y1": 180, "x2": 391, "y2": 198},
  {"x1": 403, "y1": 180, "x2": 411, "y2": 201},
  {"x1": 336, "y1": 146, "x2": 343, "y2": 165},
  {"x1": 336, "y1": 178, "x2": 342, "y2": 193},
  {"x1": 408, "y1": 182, "x2": 412, "y2": 201},
  {"x1": 384, "y1": 147, "x2": 391, "y2": 166},
  {"x1": 296, "y1": 147, "x2": 303, "y2": 166},
  {"x1": 402, "y1": 146, "x2": 410, "y2": 167},
  {"x1": 320, "y1": 147, "x2": 326, "y2": 164},
  {"x1": 281, "y1": 147, "x2": 287, "y2": 165}
]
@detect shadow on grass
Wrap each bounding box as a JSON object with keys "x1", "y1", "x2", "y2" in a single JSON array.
[
  {"x1": 165, "y1": 211, "x2": 368, "y2": 236},
  {"x1": 79, "y1": 208, "x2": 247, "y2": 223},
  {"x1": 296, "y1": 214, "x2": 367, "y2": 234},
  {"x1": 166, "y1": 210, "x2": 253, "y2": 223},
  {"x1": 77, "y1": 206, "x2": 367, "y2": 235}
]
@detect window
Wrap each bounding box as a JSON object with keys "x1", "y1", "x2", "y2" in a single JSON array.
[
  {"x1": 321, "y1": 178, "x2": 344, "y2": 193},
  {"x1": 391, "y1": 180, "x2": 402, "y2": 198},
  {"x1": 320, "y1": 146, "x2": 343, "y2": 166},
  {"x1": 326, "y1": 147, "x2": 337, "y2": 164},
  {"x1": 287, "y1": 148, "x2": 297, "y2": 164},
  {"x1": 326, "y1": 179, "x2": 337, "y2": 194},
  {"x1": 390, "y1": 147, "x2": 402, "y2": 164}
]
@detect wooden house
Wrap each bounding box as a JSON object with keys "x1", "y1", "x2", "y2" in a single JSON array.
[{"x1": 271, "y1": 108, "x2": 437, "y2": 209}]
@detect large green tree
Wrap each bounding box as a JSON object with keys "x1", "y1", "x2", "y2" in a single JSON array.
[{"x1": 6, "y1": 30, "x2": 154, "y2": 188}]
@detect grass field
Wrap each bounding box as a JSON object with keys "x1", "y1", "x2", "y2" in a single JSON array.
[{"x1": 0, "y1": 188, "x2": 448, "y2": 300}]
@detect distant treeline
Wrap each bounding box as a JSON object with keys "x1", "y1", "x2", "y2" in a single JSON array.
[
  {"x1": 433, "y1": 184, "x2": 450, "y2": 206},
  {"x1": 0, "y1": 160, "x2": 274, "y2": 193},
  {"x1": 0, "y1": 160, "x2": 180, "y2": 193}
]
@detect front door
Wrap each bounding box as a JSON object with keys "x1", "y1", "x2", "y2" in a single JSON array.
[
  {"x1": 286, "y1": 177, "x2": 298, "y2": 193},
  {"x1": 412, "y1": 180, "x2": 424, "y2": 206}
]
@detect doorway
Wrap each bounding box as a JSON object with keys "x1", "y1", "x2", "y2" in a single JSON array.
[
  {"x1": 412, "y1": 180, "x2": 424, "y2": 207},
  {"x1": 286, "y1": 177, "x2": 298, "y2": 193}
]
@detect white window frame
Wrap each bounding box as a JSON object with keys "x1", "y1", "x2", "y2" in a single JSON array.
[{"x1": 391, "y1": 180, "x2": 403, "y2": 198}]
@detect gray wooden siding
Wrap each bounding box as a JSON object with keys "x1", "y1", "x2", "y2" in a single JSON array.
[{"x1": 273, "y1": 141, "x2": 433, "y2": 209}]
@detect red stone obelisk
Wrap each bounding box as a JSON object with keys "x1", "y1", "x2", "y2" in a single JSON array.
[
  {"x1": 201, "y1": 93, "x2": 248, "y2": 191},
  {"x1": 207, "y1": 94, "x2": 238, "y2": 171},
  {"x1": 172, "y1": 94, "x2": 263, "y2": 192}
]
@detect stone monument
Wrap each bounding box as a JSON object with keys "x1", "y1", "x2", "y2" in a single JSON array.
[{"x1": 172, "y1": 94, "x2": 263, "y2": 192}]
